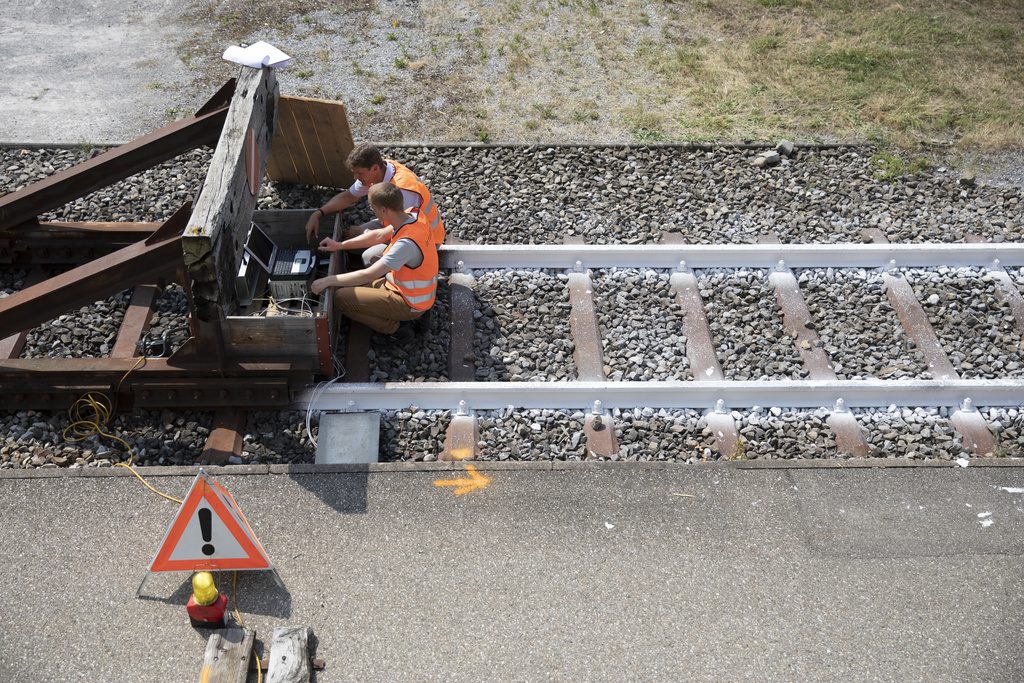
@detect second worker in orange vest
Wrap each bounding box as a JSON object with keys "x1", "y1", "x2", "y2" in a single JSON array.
[
  {"x1": 311, "y1": 182, "x2": 437, "y2": 345},
  {"x1": 305, "y1": 143, "x2": 444, "y2": 266}
]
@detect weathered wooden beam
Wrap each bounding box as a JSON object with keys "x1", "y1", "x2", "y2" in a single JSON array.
[
  {"x1": 199, "y1": 628, "x2": 255, "y2": 683},
  {"x1": 266, "y1": 626, "x2": 313, "y2": 683},
  {"x1": 0, "y1": 204, "x2": 190, "y2": 339},
  {"x1": 183, "y1": 66, "x2": 278, "y2": 322},
  {"x1": 0, "y1": 83, "x2": 232, "y2": 231}
]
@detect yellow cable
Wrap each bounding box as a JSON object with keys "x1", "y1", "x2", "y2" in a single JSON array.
[
  {"x1": 233, "y1": 571, "x2": 262, "y2": 683},
  {"x1": 62, "y1": 356, "x2": 182, "y2": 504}
]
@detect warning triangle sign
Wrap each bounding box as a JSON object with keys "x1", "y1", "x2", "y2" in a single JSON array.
[{"x1": 148, "y1": 470, "x2": 272, "y2": 572}]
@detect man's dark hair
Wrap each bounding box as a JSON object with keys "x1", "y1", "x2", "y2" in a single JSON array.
[{"x1": 346, "y1": 143, "x2": 384, "y2": 171}]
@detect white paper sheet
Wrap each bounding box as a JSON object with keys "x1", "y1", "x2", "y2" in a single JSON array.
[{"x1": 222, "y1": 41, "x2": 291, "y2": 69}]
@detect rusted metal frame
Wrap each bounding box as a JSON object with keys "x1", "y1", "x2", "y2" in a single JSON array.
[
  {"x1": 111, "y1": 280, "x2": 166, "y2": 359},
  {"x1": 566, "y1": 270, "x2": 607, "y2": 382},
  {"x1": 0, "y1": 223, "x2": 163, "y2": 265},
  {"x1": 0, "y1": 268, "x2": 48, "y2": 359},
  {"x1": 867, "y1": 229, "x2": 992, "y2": 454},
  {"x1": 766, "y1": 264, "x2": 872, "y2": 456},
  {"x1": 201, "y1": 409, "x2": 249, "y2": 464},
  {"x1": 0, "y1": 357, "x2": 313, "y2": 410},
  {"x1": 561, "y1": 238, "x2": 618, "y2": 458},
  {"x1": 0, "y1": 204, "x2": 191, "y2": 340},
  {"x1": 664, "y1": 233, "x2": 735, "y2": 457},
  {"x1": 0, "y1": 85, "x2": 232, "y2": 232}
]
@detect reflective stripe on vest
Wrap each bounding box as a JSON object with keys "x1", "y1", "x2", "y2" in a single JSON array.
[
  {"x1": 383, "y1": 215, "x2": 438, "y2": 311},
  {"x1": 389, "y1": 159, "x2": 445, "y2": 245}
]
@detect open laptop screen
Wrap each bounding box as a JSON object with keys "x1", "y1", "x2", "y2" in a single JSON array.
[{"x1": 244, "y1": 222, "x2": 277, "y2": 272}]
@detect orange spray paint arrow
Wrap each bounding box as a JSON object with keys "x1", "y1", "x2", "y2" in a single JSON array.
[{"x1": 434, "y1": 464, "x2": 489, "y2": 495}]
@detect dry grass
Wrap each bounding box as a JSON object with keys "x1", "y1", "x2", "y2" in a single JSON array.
[{"x1": 173, "y1": 0, "x2": 1024, "y2": 151}]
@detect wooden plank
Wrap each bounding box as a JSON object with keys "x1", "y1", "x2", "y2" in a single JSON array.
[
  {"x1": 279, "y1": 97, "x2": 318, "y2": 184},
  {"x1": 183, "y1": 66, "x2": 278, "y2": 323},
  {"x1": 269, "y1": 99, "x2": 309, "y2": 186},
  {"x1": 199, "y1": 627, "x2": 255, "y2": 683},
  {"x1": 267, "y1": 97, "x2": 353, "y2": 188},
  {"x1": 203, "y1": 409, "x2": 248, "y2": 464},
  {"x1": 266, "y1": 626, "x2": 313, "y2": 683},
  {"x1": 111, "y1": 283, "x2": 163, "y2": 358},
  {"x1": 321, "y1": 99, "x2": 354, "y2": 188},
  {"x1": 222, "y1": 317, "x2": 319, "y2": 357},
  {"x1": 289, "y1": 99, "x2": 333, "y2": 186}
]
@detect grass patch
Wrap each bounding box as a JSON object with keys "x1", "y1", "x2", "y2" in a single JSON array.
[{"x1": 870, "y1": 151, "x2": 931, "y2": 182}]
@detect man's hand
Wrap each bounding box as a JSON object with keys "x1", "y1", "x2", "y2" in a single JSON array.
[
  {"x1": 305, "y1": 211, "x2": 321, "y2": 244},
  {"x1": 311, "y1": 275, "x2": 334, "y2": 297},
  {"x1": 318, "y1": 237, "x2": 342, "y2": 252}
]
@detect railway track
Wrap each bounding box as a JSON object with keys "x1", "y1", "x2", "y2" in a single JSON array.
[
  {"x1": 309, "y1": 239, "x2": 1024, "y2": 462},
  {"x1": 3, "y1": 142, "x2": 1024, "y2": 467}
]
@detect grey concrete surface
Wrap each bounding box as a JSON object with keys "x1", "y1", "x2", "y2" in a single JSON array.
[
  {"x1": 1, "y1": 462, "x2": 1023, "y2": 682},
  {"x1": 1, "y1": 0, "x2": 195, "y2": 145}
]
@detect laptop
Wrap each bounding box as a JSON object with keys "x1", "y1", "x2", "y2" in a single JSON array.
[{"x1": 235, "y1": 222, "x2": 316, "y2": 305}]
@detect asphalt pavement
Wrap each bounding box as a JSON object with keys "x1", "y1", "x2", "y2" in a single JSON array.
[
  {"x1": 4, "y1": 6, "x2": 1024, "y2": 682},
  {"x1": 1, "y1": 460, "x2": 1023, "y2": 682}
]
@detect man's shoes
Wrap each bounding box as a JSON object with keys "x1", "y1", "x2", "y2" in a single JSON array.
[
  {"x1": 371, "y1": 321, "x2": 415, "y2": 346},
  {"x1": 412, "y1": 309, "x2": 432, "y2": 335}
]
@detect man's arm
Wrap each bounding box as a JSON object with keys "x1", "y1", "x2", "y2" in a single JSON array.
[
  {"x1": 317, "y1": 225, "x2": 394, "y2": 252},
  {"x1": 310, "y1": 258, "x2": 390, "y2": 296},
  {"x1": 305, "y1": 189, "x2": 360, "y2": 243}
]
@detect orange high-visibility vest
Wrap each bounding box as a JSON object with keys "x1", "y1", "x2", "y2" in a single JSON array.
[
  {"x1": 384, "y1": 214, "x2": 438, "y2": 311},
  {"x1": 389, "y1": 159, "x2": 445, "y2": 246}
]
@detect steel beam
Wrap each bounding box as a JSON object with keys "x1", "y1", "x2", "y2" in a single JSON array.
[
  {"x1": 0, "y1": 81, "x2": 232, "y2": 231},
  {"x1": 437, "y1": 243, "x2": 1024, "y2": 270},
  {"x1": 304, "y1": 379, "x2": 1024, "y2": 412},
  {"x1": 0, "y1": 205, "x2": 192, "y2": 339}
]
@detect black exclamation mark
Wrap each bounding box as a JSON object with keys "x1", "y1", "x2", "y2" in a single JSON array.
[{"x1": 199, "y1": 508, "x2": 215, "y2": 556}]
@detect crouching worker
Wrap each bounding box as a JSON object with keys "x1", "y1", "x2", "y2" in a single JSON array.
[{"x1": 311, "y1": 182, "x2": 437, "y2": 345}]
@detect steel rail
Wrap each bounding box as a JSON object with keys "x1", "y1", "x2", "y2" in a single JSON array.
[
  {"x1": 438, "y1": 243, "x2": 1024, "y2": 270},
  {"x1": 302, "y1": 379, "x2": 1024, "y2": 412}
]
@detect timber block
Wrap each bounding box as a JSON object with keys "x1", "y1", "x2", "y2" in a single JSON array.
[
  {"x1": 266, "y1": 626, "x2": 313, "y2": 683},
  {"x1": 199, "y1": 628, "x2": 255, "y2": 683}
]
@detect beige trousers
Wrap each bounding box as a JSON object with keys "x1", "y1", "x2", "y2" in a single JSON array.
[{"x1": 335, "y1": 277, "x2": 424, "y2": 334}]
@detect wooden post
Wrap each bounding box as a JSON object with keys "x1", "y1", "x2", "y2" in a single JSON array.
[
  {"x1": 266, "y1": 626, "x2": 313, "y2": 683},
  {"x1": 183, "y1": 66, "x2": 278, "y2": 322},
  {"x1": 199, "y1": 628, "x2": 255, "y2": 683}
]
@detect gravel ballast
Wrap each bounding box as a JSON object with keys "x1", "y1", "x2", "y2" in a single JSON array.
[{"x1": 3, "y1": 143, "x2": 1024, "y2": 466}]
